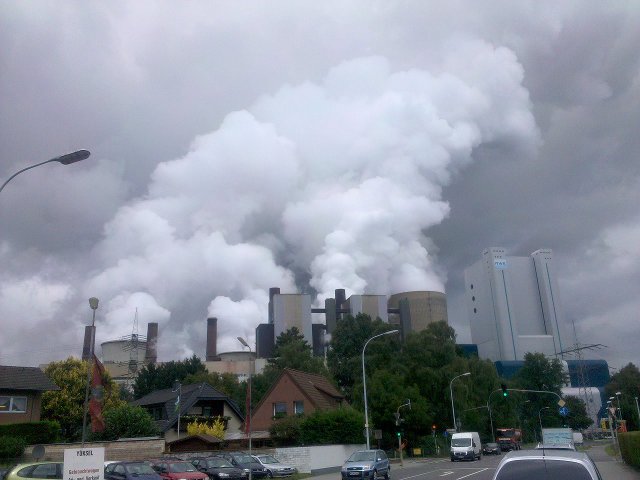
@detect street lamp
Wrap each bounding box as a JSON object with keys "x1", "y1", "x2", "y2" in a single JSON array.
[
  {"x1": 81, "y1": 297, "x2": 99, "y2": 446},
  {"x1": 635, "y1": 397, "x2": 640, "y2": 428},
  {"x1": 0, "y1": 150, "x2": 91, "y2": 194},
  {"x1": 615, "y1": 391, "x2": 623, "y2": 418},
  {"x1": 238, "y1": 336, "x2": 253, "y2": 480},
  {"x1": 362, "y1": 330, "x2": 399, "y2": 449},
  {"x1": 450, "y1": 372, "x2": 471, "y2": 432}
]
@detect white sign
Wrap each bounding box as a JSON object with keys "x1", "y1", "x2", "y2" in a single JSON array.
[
  {"x1": 494, "y1": 259, "x2": 508, "y2": 270},
  {"x1": 63, "y1": 447, "x2": 105, "y2": 480}
]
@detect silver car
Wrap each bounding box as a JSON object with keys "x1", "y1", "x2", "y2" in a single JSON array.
[
  {"x1": 341, "y1": 450, "x2": 389, "y2": 480},
  {"x1": 493, "y1": 449, "x2": 602, "y2": 480},
  {"x1": 252, "y1": 456, "x2": 297, "y2": 478}
]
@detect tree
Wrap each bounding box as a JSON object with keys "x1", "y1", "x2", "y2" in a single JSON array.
[
  {"x1": 41, "y1": 357, "x2": 123, "y2": 440},
  {"x1": 89, "y1": 405, "x2": 158, "y2": 441},
  {"x1": 563, "y1": 396, "x2": 593, "y2": 431},
  {"x1": 299, "y1": 407, "x2": 364, "y2": 445},
  {"x1": 606, "y1": 363, "x2": 640, "y2": 430},
  {"x1": 133, "y1": 355, "x2": 206, "y2": 399}
]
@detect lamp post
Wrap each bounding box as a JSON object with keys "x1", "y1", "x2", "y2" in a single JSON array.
[
  {"x1": 81, "y1": 297, "x2": 99, "y2": 446},
  {"x1": 0, "y1": 150, "x2": 91, "y2": 194},
  {"x1": 238, "y1": 336, "x2": 253, "y2": 480},
  {"x1": 449, "y1": 372, "x2": 471, "y2": 432},
  {"x1": 172, "y1": 381, "x2": 182, "y2": 439},
  {"x1": 635, "y1": 397, "x2": 640, "y2": 429},
  {"x1": 615, "y1": 391, "x2": 623, "y2": 419},
  {"x1": 538, "y1": 406, "x2": 551, "y2": 440},
  {"x1": 362, "y1": 330, "x2": 399, "y2": 449}
]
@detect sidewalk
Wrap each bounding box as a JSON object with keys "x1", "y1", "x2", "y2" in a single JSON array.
[{"x1": 589, "y1": 443, "x2": 640, "y2": 479}]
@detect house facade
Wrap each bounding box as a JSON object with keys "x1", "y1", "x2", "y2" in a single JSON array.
[
  {"x1": 0, "y1": 365, "x2": 59, "y2": 425},
  {"x1": 130, "y1": 382, "x2": 244, "y2": 442},
  {"x1": 251, "y1": 368, "x2": 345, "y2": 431}
]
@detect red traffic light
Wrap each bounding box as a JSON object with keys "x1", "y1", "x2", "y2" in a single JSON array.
[{"x1": 432, "y1": 424, "x2": 436, "y2": 430}]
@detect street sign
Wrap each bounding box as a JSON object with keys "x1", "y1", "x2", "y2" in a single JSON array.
[
  {"x1": 557, "y1": 399, "x2": 566, "y2": 407},
  {"x1": 63, "y1": 447, "x2": 104, "y2": 480},
  {"x1": 559, "y1": 406, "x2": 569, "y2": 417}
]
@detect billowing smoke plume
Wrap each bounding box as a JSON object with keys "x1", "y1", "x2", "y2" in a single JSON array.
[{"x1": 85, "y1": 44, "x2": 537, "y2": 359}]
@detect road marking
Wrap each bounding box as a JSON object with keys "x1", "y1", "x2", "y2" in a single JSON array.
[
  {"x1": 456, "y1": 468, "x2": 488, "y2": 480},
  {"x1": 439, "y1": 472, "x2": 454, "y2": 476}
]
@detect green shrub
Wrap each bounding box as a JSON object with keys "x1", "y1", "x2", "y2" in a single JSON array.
[
  {"x1": 618, "y1": 431, "x2": 640, "y2": 467},
  {"x1": 299, "y1": 407, "x2": 364, "y2": 445},
  {"x1": 0, "y1": 436, "x2": 26, "y2": 461},
  {"x1": 269, "y1": 415, "x2": 303, "y2": 446},
  {"x1": 0, "y1": 421, "x2": 61, "y2": 444}
]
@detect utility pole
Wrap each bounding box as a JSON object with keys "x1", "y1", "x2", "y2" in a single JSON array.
[{"x1": 395, "y1": 400, "x2": 411, "y2": 466}]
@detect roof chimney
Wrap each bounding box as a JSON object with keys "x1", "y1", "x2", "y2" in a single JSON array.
[
  {"x1": 206, "y1": 317, "x2": 218, "y2": 361},
  {"x1": 145, "y1": 322, "x2": 158, "y2": 364}
]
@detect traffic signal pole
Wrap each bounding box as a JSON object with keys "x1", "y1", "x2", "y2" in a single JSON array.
[{"x1": 396, "y1": 400, "x2": 411, "y2": 466}]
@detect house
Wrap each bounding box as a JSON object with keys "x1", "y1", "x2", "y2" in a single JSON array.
[
  {"x1": 0, "y1": 365, "x2": 59, "y2": 425},
  {"x1": 250, "y1": 368, "x2": 345, "y2": 431},
  {"x1": 130, "y1": 382, "x2": 244, "y2": 442}
]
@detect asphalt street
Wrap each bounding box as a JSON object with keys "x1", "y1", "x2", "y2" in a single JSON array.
[{"x1": 309, "y1": 442, "x2": 640, "y2": 480}]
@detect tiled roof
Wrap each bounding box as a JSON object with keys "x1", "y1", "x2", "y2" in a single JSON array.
[
  {"x1": 0, "y1": 365, "x2": 60, "y2": 391},
  {"x1": 283, "y1": 368, "x2": 344, "y2": 409}
]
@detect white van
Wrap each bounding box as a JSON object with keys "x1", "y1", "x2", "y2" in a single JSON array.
[{"x1": 450, "y1": 432, "x2": 482, "y2": 461}]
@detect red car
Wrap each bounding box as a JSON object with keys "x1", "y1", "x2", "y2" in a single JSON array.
[{"x1": 151, "y1": 461, "x2": 209, "y2": 480}]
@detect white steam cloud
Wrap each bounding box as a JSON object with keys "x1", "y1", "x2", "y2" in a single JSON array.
[{"x1": 84, "y1": 45, "x2": 537, "y2": 358}]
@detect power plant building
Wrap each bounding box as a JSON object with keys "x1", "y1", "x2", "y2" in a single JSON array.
[
  {"x1": 388, "y1": 291, "x2": 448, "y2": 332},
  {"x1": 464, "y1": 248, "x2": 570, "y2": 362}
]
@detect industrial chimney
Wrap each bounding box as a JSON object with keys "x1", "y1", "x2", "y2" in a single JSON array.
[
  {"x1": 81, "y1": 325, "x2": 94, "y2": 361},
  {"x1": 206, "y1": 317, "x2": 218, "y2": 361},
  {"x1": 145, "y1": 322, "x2": 158, "y2": 364}
]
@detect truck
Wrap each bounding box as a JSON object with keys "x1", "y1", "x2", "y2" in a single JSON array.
[
  {"x1": 542, "y1": 427, "x2": 574, "y2": 446},
  {"x1": 495, "y1": 428, "x2": 522, "y2": 451}
]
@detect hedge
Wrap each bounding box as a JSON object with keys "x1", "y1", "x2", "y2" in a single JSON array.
[
  {"x1": 0, "y1": 436, "x2": 26, "y2": 461},
  {"x1": 618, "y1": 431, "x2": 640, "y2": 468},
  {"x1": 0, "y1": 421, "x2": 61, "y2": 445}
]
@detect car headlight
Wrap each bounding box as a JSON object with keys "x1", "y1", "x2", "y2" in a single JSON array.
[{"x1": 243, "y1": 469, "x2": 251, "y2": 473}]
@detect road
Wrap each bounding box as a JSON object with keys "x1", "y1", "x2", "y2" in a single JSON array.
[{"x1": 310, "y1": 442, "x2": 640, "y2": 480}]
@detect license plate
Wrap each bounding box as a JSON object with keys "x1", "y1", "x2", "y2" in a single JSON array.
[{"x1": 349, "y1": 473, "x2": 360, "y2": 476}]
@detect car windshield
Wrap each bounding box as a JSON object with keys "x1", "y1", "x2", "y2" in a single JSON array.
[
  {"x1": 496, "y1": 459, "x2": 593, "y2": 480},
  {"x1": 348, "y1": 452, "x2": 375, "y2": 462},
  {"x1": 257, "y1": 456, "x2": 278, "y2": 465},
  {"x1": 452, "y1": 438, "x2": 471, "y2": 447},
  {"x1": 207, "y1": 459, "x2": 234, "y2": 468},
  {"x1": 233, "y1": 455, "x2": 254, "y2": 464},
  {"x1": 168, "y1": 463, "x2": 197, "y2": 473},
  {"x1": 126, "y1": 464, "x2": 157, "y2": 475}
]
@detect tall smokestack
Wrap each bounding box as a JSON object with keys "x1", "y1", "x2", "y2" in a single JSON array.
[
  {"x1": 81, "y1": 325, "x2": 94, "y2": 360},
  {"x1": 145, "y1": 322, "x2": 158, "y2": 364},
  {"x1": 206, "y1": 317, "x2": 218, "y2": 361},
  {"x1": 268, "y1": 287, "x2": 280, "y2": 324}
]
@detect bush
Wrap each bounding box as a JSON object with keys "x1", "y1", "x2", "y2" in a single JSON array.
[
  {"x1": 89, "y1": 405, "x2": 158, "y2": 441},
  {"x1": 0, "y1": 421, "x2": 61, "y2": 444},
  {"x1": 269, "y1": 415, "x2": 303, "y2": 446},
  {"x1": 0, "y1": 436, "x2": 26, "y2": 461},
  {"x1": 618, "y1": 431, "x2": 640, "y2": 468},
  {"x1": 299, "y1": 407, "x2": 364, "y2": 445}
]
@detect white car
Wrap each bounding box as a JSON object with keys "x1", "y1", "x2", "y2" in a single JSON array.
[{"x1": 253, "y1": 455, "x2": 297, "y2": 478}]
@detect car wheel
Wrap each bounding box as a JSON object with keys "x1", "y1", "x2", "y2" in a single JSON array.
[
  {"x1": 267, "y1": 472, "x2": 273, "y2": 479},
  {"x1": 384, "y1": 467, "x2": 390, "y2": 480},
  {"x1": 372, "y1": 470, "x2": 378, "y2": 480}
]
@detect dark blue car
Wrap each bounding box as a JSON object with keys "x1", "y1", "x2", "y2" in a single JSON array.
[{"x1": 105, "y1": 462, "x2": 163, "y2": 480}]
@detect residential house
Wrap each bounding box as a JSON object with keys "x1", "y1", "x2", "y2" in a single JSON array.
[
  {"x1": 130, "y1": 382, "x2": 244, "y2": 442},
  {"x1": 250, "y1": 368, "x2": 345, "y2": 431},
  {"x1": 0, "y1": 365, "x2": 59, "y2": 425}
]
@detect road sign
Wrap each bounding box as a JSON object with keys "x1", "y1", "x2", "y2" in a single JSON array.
[
  {"x1": 557, "y1": 399, "x2": 566, "y2": 407},
  {"x1": 559, "y1": 406, "x2": 569, "y2": 417}
]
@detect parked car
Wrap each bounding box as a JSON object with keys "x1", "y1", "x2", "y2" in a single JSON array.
[
  {"x1": 217, "y1": 453, "x2": 268, "y2": 479},
  {"x1": 252, "y1": 455, "x2": 297, "y2": 478},
  {"x1": 492, "y1": 449, "x2": 602, "y2": 480},
  {"x1": 340, "y1": 450, "x2": 390, "y2": 480},
  {"x1": 191, "y1": 456, "x2": 247, "y2": 480},
  {"x1": 482, "y1": 443, "x2": 501, "y2": 455},
  {"x1": 104, "y1": 462, "x2": 163, "y2": 480},
  {"x1": 4, "y1": 462, "x2": 63, "y2": 480},
  {"x1": 151, "y1": 461, "x2": 208, "y2": 480}
]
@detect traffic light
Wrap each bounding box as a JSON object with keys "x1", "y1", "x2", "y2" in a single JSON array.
[
  {"x1": 432, "y1": 423, "x2": 437, "y2": 431},
  {"x1": 396, "y1": 431, "x2": 401, "y2": 438},
  {"x1": 501, "y1": 383, "x2": 508, "y2": 397}
]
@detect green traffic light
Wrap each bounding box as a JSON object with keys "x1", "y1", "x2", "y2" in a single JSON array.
[{"x1": 396, "y1": 432, "x2": 401, "y2": 437}]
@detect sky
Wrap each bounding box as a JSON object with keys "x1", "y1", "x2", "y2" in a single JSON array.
[{"x1": 1, "y1": 1, "x2": 639, "y2": 373}]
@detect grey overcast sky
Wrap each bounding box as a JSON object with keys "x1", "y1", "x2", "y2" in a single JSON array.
[{"x1": 1, "y1": 1, "x2": 638, "y2": 372}]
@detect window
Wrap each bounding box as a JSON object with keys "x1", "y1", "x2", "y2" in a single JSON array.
[
  {"x1": 203, "y1": 406, "x2": 212, "y2": 416},
  {"x1": 0, "y1": 396, "x2": 27, "y2": 413},
  {"x1": 31, "y1": 464, "x2": 59, "y2": 479},
  {"x1": 273, "y1": 402, "x2": 287, "y2": 416},
  {"x1": 294, "y1": 400, "x2": 304, "y2": 414}
]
